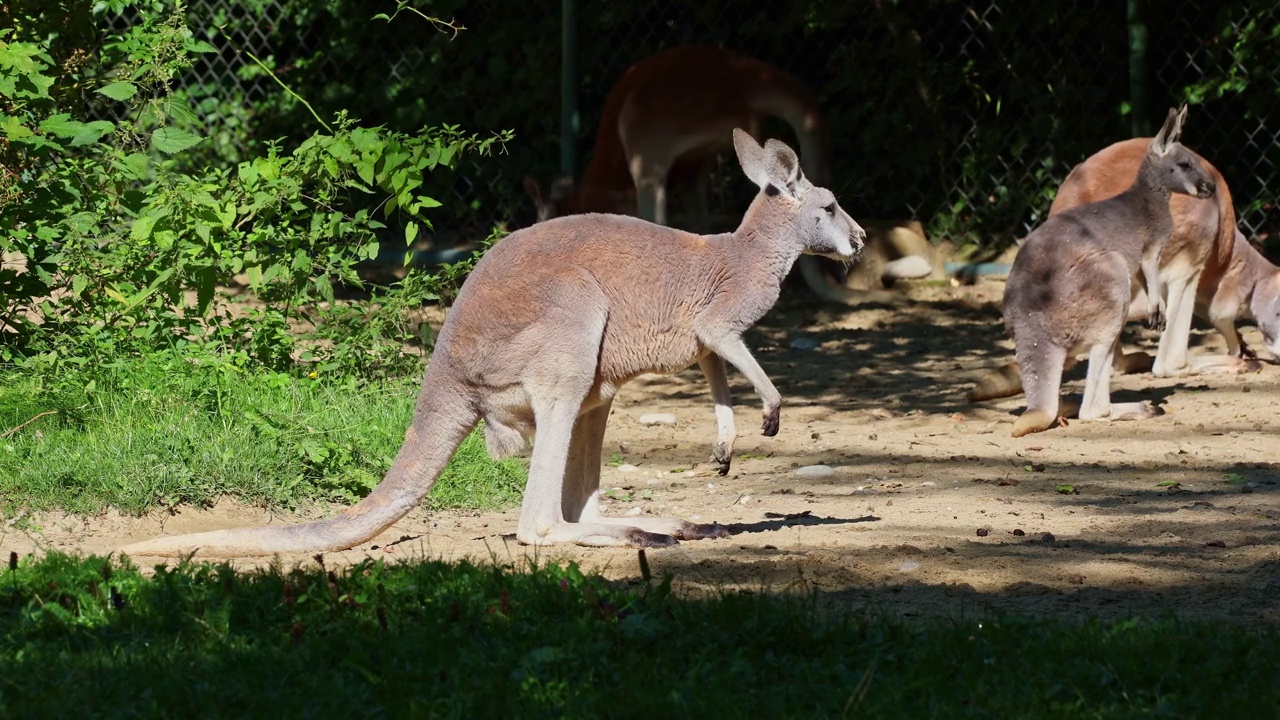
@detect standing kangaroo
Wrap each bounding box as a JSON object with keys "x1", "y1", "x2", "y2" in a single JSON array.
[
  {"x1": 120, "y1": 130, "x2": 866, "y2": 557},
  {"x1": 523, "y1": 45, "x2": 931, "y2": 305},
  {"x1": 1004, "y1": 107, "x2": 1216, "y2": 438},
  {"x1": 968, "y1": 139, "x2": 1275, "y2": 404}
]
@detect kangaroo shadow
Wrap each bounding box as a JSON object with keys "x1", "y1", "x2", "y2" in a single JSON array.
[{"x1": 725, "y1": 511, "x2": 880, "y2": 536}]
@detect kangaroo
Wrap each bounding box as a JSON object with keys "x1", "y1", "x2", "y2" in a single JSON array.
[
  {"x1": 523, "y1": 44, "x2": 932, "y2": 305},
  {"x1": 1004, "y1": 106, "x2": 1215, "y2": 438},
  {"x1": 1200, "y1": 229, "x2": 1280, "y2": 360},
  {"x1": 119, "y1": 130, "x2": 866, "y2": 558},
  {"x1": 969, "y1": 139, "x2": 1272, "y2": 403}
]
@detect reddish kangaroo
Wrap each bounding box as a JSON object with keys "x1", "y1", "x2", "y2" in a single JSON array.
[
  {"x1": 524, "y1": 44, "x2": 932, "y2": 304},
  {"x1": 119, "y1": 130, "x2": 866, "y2": 557}
]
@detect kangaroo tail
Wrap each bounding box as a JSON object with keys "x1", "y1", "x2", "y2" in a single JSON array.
[
  {"x1": 882, "y1": 255, "x2": 934, "y2": 281},
  {"x1": 119, "y1": 365, "x2": 479, "y2": 558},
  {"x1": 796, "y1": 255, "x2": 904, "y2": 305},
  {"x1": 1011, "y1": 342, "x2": 1068, "y2": 438},
  {"x1": 968, "y1": 362, "x2": 1024, "y2": 402}
]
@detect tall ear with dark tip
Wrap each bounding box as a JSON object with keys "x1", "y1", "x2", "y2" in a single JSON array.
[
  {"x1": 1151, "y1": 106, "x2": 1183, "y2": 156},
  {"x1": 733, "y1": 128, "x2": 771, "y2": 190},
  {"x1": 763, "y1": 138, "x2": 803, "y2": 194}
]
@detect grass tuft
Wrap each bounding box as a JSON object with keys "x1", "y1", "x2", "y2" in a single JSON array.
[
  {"x1": 0, "y1": 354, "x2": 524, "y2": 517},
  {"x1": 0, "y1": 552, "x2": 1277, "y2": 717}
]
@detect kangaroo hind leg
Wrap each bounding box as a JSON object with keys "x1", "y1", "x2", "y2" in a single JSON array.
[
  {"x1": 1011, "y1": 340, "x2": 1067, "y2": 438},
  {"x1": 565, "y1": 399, "x2": 730, "y2": 543}
]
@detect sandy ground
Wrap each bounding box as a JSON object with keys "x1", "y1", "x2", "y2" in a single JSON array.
[{"x1": 6, "y1": 279, "x2": 1279, "y2": 625}]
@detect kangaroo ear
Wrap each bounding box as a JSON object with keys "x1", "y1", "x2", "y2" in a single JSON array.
[
  {"x1": 733, "y1": 128, "x2": 772, "y2": 190},
  {"x1": 763, "y1": 138, "x2": 803, "y2": 194},
  {"x1": 523, "y1": 176, "x2": 544, "y2": 203},
  {"x1": 1151, "y1": 106, "x2": 1185, "y2": 156}
]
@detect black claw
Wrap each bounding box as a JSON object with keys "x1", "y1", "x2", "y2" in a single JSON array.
[{"x1": 761, "y1": 407, "x2": 780, "y2": 437}]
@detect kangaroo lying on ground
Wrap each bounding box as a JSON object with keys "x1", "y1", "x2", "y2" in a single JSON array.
[
  {"x1": 1003, "y1": 106, "x2": 1216, "y2": 438},
  {"x1": 119, "y1": 130, "x2": 865, "y2": 558},
  {"x1": 523, "y1": 44, "x2": 931, "y2": 305},
  {"x1": 969, "y1": 138, "x2": 1276, "y2": 403}
]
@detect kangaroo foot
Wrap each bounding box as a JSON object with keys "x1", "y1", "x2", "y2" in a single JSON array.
[
  {"x1": 712, "y1": 442, "x2": 732, "y2": 476},
  {"x1": 675, "y1": 521, "x2": 731, "y2": 541},
  {"x1": 1012, "y1": 409, "x2": 1057, "y2": 438}
]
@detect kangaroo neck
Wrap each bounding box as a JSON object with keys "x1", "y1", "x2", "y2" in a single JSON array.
[
  {"x1": 732, "y1": 193, "x2": 803, "y2": 284},
  {"x1": 1118, "y1": 158, "x2": 1174, "y2": 249}
]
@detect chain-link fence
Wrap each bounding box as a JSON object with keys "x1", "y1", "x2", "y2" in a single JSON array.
[{"x1": 105, "y1": 0, "x2": 1280, "y2": 252}]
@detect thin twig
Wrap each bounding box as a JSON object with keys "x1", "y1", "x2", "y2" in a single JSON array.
[
  {"x1": 0, "y1": 410, "x2": 58, "y2": 439},
  {"x1": 215, "y1": 26, "x2": 332, "y2": 133}
]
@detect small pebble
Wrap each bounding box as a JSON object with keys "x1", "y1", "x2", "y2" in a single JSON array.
[
  {"x1": 1012, "y1": 528, "x2": 1025, "y2": 537},
  {"x1": 790, "y1": 337, "x2": 820, "y2": 350},
  {"x1": 795, "y1": 464, "x2": 835, "y2": 478},
  {"x1": 638, "y1": 413, "x2": 678, "y2": 426},
  {"x1": 921, "y1": 481, "x2": 937, "y2": 488},
  {"x1": 705, "y1": 483, "x2": 716, "y2": 491},
  {"x1": 976, "y1": 527, "x2": 990, "y2": 537},
  {"x1": 624, "y1": 507, "x2": 643, "y2": 517},
  {"x1": 899, "y1": 560, "x2": 921, "y2": 572},
  {"x1": 1041, "y1": 532, "x2": 1056, "y2": 543},
  {"x1": 739, "y1": 495, "x2": 754, "y2": 506},
  {"x1": 869, "y1": 433, "x2": 878, "y2": 441},
  {"x1": 616, "y1": 464, "x2": 639, "y2": 473},
  {"x1": 1241, "y1": 484, "x2": 1254, "y2": 494}
]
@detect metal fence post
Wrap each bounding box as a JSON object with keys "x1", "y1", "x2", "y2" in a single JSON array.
[
  {"x1": 1127, "y1": 0, "x2": 1150, "y2": 137},
  {"x1": 560, "y1": 0, "x2": 580, "y2": 178}
]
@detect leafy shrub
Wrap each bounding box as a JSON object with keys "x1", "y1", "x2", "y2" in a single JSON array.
[{"x1": 1, "y1": 0, "x2": 510, "y2": 380}]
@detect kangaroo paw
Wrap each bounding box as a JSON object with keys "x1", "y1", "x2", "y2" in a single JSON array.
[{"x1": 761, "y1": 406, "x2": 780, "y2": 437}]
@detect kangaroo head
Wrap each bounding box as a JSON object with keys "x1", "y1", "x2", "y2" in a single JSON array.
[
  {"x1": 732, "y1": 129, "x2": 865, "y2": 261},
  {"x1": 523, "y1": 176, "x2": 634, "y2": 222},
  {"x1": 1147, "y1": 105, "x2": 1216, "y2": 200}
]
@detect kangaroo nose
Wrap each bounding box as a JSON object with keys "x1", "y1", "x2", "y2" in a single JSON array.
[
  {"x1": 1198, "y1": 180, "x2": 1216, "y2": 198},
  {"x1": 850, "y1": 226, "x2": 867, "y2": 252}
]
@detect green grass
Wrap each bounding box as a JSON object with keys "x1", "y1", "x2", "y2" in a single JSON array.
[
  {"x1": 0, "y1": 552, "x2": 1276, "y2": 718},
  {"x1": 0, "y1": 354, "x2": 524, "y2": 517}
]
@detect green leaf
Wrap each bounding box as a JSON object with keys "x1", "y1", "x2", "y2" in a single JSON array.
[
  {"x1": 96, "y1": 81, "x2": 137, "y2": 101},
  {"x1": 1055, "y1": 484, "x2": 1077, "y2": 495},
  {"x1": 405, "y1": 221, "x2": 419, "y2": 246},
  {"x1": 1156, "y1": 480, "x2": 1180, "y2": 488},
  {"x1": 194, "y1": 266, "x2": 215, "y2": 316},
  {"x1": 38, "y1": 114, "x2": 86, "y2": 139},
  {"x1": 116, "y1": 152, "x2": 150, "y2": 180},
  {"x1": 150, "y1": 127, "x2": 203, "y2": 154},
  {"x1": 315, "y1": 274, "x2": 334, "y2": 304},
  {"x1": 70, "y1": 120, "x2": 114, "y2": 146},
  {"x1": 0, "y1": 114, "x2": 33, "y2": 140},
  {"x1": 130, "y1": 216, "x2": 156, "y2": 242},
  {"x1": 356, "y1": 160, "x2": 376, "y2": 185}
]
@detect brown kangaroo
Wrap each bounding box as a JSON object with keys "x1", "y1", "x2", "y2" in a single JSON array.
[
  {"x1": 119, "y1": 130, "x2": 866, "y2": 557},
  {"x1": 1003, "y1": 107, "x2": 1216, "y2": 438},
  {"x1": 523, "y1": 44, "x2": 932, "y2": 304}
]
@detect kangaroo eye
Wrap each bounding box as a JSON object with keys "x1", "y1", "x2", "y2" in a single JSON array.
[
  {"x1": 1177, "y1": 161, "x2": 1192, "y2": 170},
  {"x1": 823, "y1": 203, "x2": 836, "y2": 215}
]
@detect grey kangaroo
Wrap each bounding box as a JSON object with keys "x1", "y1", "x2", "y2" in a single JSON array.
[
  {"x1": 1004, "y1": 106, "x2": 1216, "y2": 438},
  {"x1": 120, "y1": 130, "x2": 866, "y2": 557}
]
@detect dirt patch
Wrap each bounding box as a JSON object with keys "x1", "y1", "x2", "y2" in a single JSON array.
[{"x1": 6, "y1": 279, "x2": 1280, "y2": 624}]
